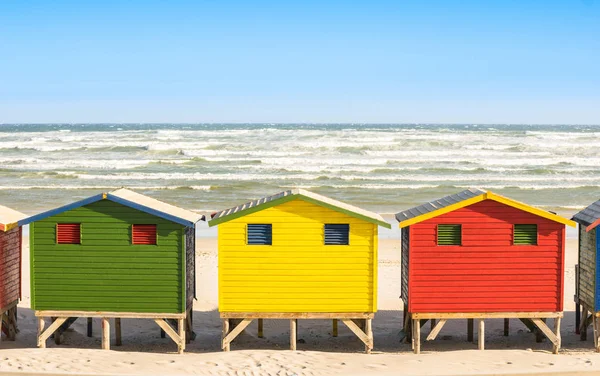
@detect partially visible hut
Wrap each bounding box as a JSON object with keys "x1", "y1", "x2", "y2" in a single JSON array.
[
  {"x1": 572, "y1": 200, "x2": 600, "y2": 350},
  {"x1": 396, "y1": 189, "x2": 575, "y2": 354},
  {"x1": 207, "y1": 189, "x2": 391, "y2": 353},
  {"x1": 20, "y1": 188, "x2": 202, "y2": 353},
  {"x1": 0, "y1": 205, "x2": 26, "y2": 341}
]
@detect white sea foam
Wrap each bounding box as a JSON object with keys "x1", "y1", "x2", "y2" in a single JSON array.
[{"x1": 2, "y1": 124, "x2": 600, "y2": 211}]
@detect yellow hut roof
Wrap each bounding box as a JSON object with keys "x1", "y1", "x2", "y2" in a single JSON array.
[{"x1": 208, "y1": 188, "x2": 391, "y2": 228}]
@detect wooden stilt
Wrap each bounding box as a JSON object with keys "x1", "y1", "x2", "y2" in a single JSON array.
[
  {"x1": 87, "y1": 318, "x2": 93, "y2": 337},
  {"x1": 365, "y1": 318, "x2": 373, "y2": 354},
  {"x1": 290, "y1": 319, "x2": 297, "y2": 350},
  {"x1": 581, "y1": 307, "x2": 590, "y2": 341},
  {"x1": 413, "y1": 319, "x2": 421, "y2": 354},
  {"x1": 467, "y1": 318, "x2": 474, "y2": 342},
  {"x1": 405, "y1": 310, "x2": 412, "y2": 342},
  {"x1": 115, "y1": 318, "x2": 122, "y2": 346},
  {"x1": 186, "y1": 309, "x2": 194, "y2": 343},
  {"x1": 37, "y1": 318, "x2": 46, "y2": 348},
  {"x1": 594, "y1": 316, "x2": 600, "y2": 352},
  {"x1": 222, "y1": 319, "x2": 230, "y2": 351},
  {"x1": 478, "y1": 319, "x2": 485, "y2": 350},
  {"x1": 177, "y1": 318, "x2": 185, "y2": 354},
  {"x1": 258, "y1": 318, "x2": 264, "y2": 338},
  {"x1": 410, "y1": 318, "x2": 415, "y2": 350},
  {"x1": 7, "y1": 307, "x2": 16, "y2": 341},
  {"x1": 332, "y1": 319, "x2": 338, "y2": 337},
  {"x1": 553, "y1": 317, "x2": 561, "y2": 354},
  {"x1": 504, "y1": 318, "x2": 509, "y2": 336},
  {"x1": 160, "y1": 329, "x2": 166, "y2": 338},
  {"x1": 576, "y1": 302, "x2": 581, "y2": 335},
  {"x1": 102, "y1": 318, "x2": 110, "y2": 350}
]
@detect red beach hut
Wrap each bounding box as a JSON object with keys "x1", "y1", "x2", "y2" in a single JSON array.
[
  {"x1": 0, "y1": 204, "x2": 26, "y2": 341},
  {"x1": 395, "y1": 189, "x2": 575, "y2": 354}
]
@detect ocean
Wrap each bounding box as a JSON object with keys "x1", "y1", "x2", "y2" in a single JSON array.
[{"x1": 0, "y1": 124, "x2": 598, "y2": 224}]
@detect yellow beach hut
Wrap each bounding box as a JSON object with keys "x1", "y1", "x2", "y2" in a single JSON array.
[{"x1": 207, "y1": 189, "x2": 390, "y2": 353}]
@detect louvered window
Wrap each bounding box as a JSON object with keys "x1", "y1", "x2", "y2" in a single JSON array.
[
  {"x1": 247, "y1": 224, "x2": 272, "y2": 245},
  {"x1": 56, "y1": 223, "x2": 81, "y2": 244},
  {"x1": 132, "y1": 224, "x2": 157, "y2": 245},
  {"x1": 324, "y1": 224, "x2": 350, "y2": 245},
  {"x1": 437, "y1": 224, "x2": 461, "y2": 245},
  {"x1": 514, "y1": 224, "x2": 537, "y2": 245}
]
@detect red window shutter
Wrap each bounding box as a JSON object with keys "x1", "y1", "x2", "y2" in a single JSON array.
[
  {"x1": 57, "y1": 223, "x2": 81, "y2": 244},
  {"x1": 132, "y1": 224, "x2": 157, "y2": 245}
]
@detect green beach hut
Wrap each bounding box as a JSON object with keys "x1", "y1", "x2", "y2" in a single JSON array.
[{"x1": 19, "y1": 188, "x2": 202, "y2": 353}]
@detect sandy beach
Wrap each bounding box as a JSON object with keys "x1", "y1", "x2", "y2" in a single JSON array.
[{"x1": 0, "y1": 237, "x2": 599, "y2": 375}]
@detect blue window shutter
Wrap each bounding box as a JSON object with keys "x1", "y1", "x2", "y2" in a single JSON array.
[
  {"x1": 247, "y1": 224, "x2": 272, "y2": 245},
  {"x1": 325, "y1": 224, "x2": 349, "y2": 245}
]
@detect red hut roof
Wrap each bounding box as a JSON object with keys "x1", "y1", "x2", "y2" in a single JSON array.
[{"x1": 396, "y1": 189, "x2": 576, "y2": 228}]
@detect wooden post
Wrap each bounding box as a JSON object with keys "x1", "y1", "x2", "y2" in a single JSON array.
[
  {"x1": 7, "y1": 308, "x2": 15, "y2": 341},
  {"x1": 581, "y1": 306, "x2": 589, "y2": 341},
  {"x1": 115, "y1": 318, "x2": 122, "y2": 346},
  {"x1": 37, "y1": 318, "x2": 46, "y2": 348},
  {"x1": 467, "y1": 319, "x2": 474, "y2": 342},
  {"x1": 222, "y1": 319, "x2": 230, "y2": 351},
  {"x1": 87, "y1": 318, "x2": 93, "y2": 337},
  {"x1": 594, "y1": 315, "x2": 599, "y2": 351},
  {"x1": 258, "y1": 318, "x2": 263, "y2": 338},
  {"x1": 478, "y1": 319, "x2": 485, "y2": 350},
  {"x1": 161, "y1": 329, "x2": 166, "y2": 338},
  {"x1": 332, "y1": 319, "x2": 338, "y2": 337},
  {"x1": 576, "y1": 303, "x2": 581, "y2": 335},
  {"x1": 365, "y1": 318, "x2": 373, "y2": 354},
  {"x1": 553, "y1": 317, "x2": 561, "y2": 354},
  {"x1": 504, "y1": 318, "x2": 509, "y2": 336},
  {"x1": 178, "y1": 318, "x2": 185, "y2": 354},
  {"x1": 430, "y1": 319, "x2": 436, "y2": 331},
  {"x1": 102, "y1": 318, "x2": 110, "y2": 350},
  {"x1": 290, "y1": 319, "x2": 297, "y2": 351},
  {"x1": 413, "y1": 319, "x2": 421, "y2": 354}
]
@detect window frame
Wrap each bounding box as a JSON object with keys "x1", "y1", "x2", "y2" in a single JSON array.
[
  {"x1": 513, "y1": 224, "x2": 538, "y2": 246},
  {"x1": 324, "y1": 223, "x2": 350, "y2": 246},
  {"x1": 436, "y1": 224, "x2": 462, "y2": 246},
  {"x1": 132, "y1": 224, "x2": 158, "y2": 245},
  {"x1": 56, "y1": 223, "x2": 82, "y2": 245},
  {"x1": 246, "y1": 224, "x2": 273, "y2": 246}
]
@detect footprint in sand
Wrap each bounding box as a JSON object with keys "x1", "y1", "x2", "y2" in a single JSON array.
[
  {"x1": 534, "y1": 362, "x2": 555, "y2": 368},
  {"x1": 365, "y1": 363, "x2": 388, "y2": 370}
]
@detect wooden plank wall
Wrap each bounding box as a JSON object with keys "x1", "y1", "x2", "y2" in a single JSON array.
[
  {"x1": 0, "y1": 227, "x2": 20, "y2": 310},
  {"x1": 31, "y1": 200, "x2": 185, "y2": 313},
  {"x1": 218, "y1": 198, "x2": 377, "y2": 313},
  {"x1": 401, "y1": 227, "x2": 409, "y2": 306},
  {"x1": 185, "y1": 226, "x2": 195, "y2": 310},
  {"x1": 578, "y1": 226, "x2": 595, "y2": 310},
  {"x1": 408, "y1": 199, "x2": 564, "y2": 313}
]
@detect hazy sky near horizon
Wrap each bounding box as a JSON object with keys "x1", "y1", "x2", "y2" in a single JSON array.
[{"x1": 1, "y1": 0, "x2": 599, "y2": 124}]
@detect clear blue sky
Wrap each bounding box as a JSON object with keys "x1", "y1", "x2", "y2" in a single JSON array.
[{"x1": 1, "y1": 0, "x2": 598, "y2": 124}]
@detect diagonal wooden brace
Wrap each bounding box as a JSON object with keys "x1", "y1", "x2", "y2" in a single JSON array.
[
  {"x1": 154, "y1": 319, "x2": 186, "y2": 354},
  {"x1": 222, "y1": 318, "x2": 253, "y2": 350},
  {"x1": 342, "y1": 319, "x2": 373, "y2": 353},
  {"x1": 38, "y1": 317, "x2": 67, "y2": 348},
  {"x1": 426, "y1": 319, "x2": 447, "y2": 341},
  {"x1": 531, "y1": 318, "x2": 560, "y2": 352}
]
